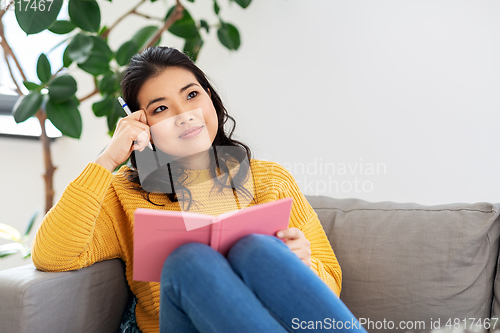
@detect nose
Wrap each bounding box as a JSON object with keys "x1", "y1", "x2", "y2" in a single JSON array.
[{"x1": 175, "y1": 111, "x2": 195, "y2": 127}]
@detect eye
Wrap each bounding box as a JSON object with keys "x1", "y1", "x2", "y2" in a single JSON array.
[
  {"x1": 187, "y1": 91, "x2": 198, "y2": 100},
  {"x1": 153, "y1": 105, "x2": 168, "y2": 114}
]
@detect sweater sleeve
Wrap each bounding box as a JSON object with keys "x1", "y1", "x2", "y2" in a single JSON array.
[
  {"x1": 273, "y1": 163, "x2": 342, "y2": 296},
  {"x1": 31, "y1": 162, "x2": 122, "y2": 272}
]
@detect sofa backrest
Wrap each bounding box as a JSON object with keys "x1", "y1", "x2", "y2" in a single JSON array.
[{"x1": 306, "y1": 195, "x2": 500, "y2": 332}]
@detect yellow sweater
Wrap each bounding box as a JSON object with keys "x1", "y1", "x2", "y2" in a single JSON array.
[{"x1": 32, "y1": 159, "x2": 342, "y2": 333}]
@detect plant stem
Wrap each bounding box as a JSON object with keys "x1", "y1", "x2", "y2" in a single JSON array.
[
  {"x1": 0, "y1": 13, "x2": 27, "y2": 84},
  {"x1": 1, "y1": 9, "x2": 56, "y2": 214},
  {"x1": 79, "y1": 86, "x2": 99, "y2": 103},
  {"x1": 132, "y1": 11, "x2": 163, "y2": 21},
  {"x1": 0, "y1": 1, "x2": 14, "y2": 19},
  {"x1": 2, "y1": 50, "x2": 22, "y2": 95},
  {"x1": 35, "y1": 111, "x2": 56, "y2": 214},
  {"x1": 144, "y1": 0, "x2": 184, "y2": 50},
  {"x1": 101, "y1": 0, "x2": 147, "y2": 39}
]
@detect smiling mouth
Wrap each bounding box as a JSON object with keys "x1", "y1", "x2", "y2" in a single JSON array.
[{"x1": 179, "y1": 126, "x2": 204, "y2": 138}]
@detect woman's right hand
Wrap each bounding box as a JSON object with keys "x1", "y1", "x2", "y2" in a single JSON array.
[{"x1": 95, "y1": 110, "x2": 151, "y2": 172}]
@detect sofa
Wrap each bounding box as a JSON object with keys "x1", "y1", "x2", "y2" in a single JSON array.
[{"x1": 1, "y1": 195, "x2": 499, "y2": 333}]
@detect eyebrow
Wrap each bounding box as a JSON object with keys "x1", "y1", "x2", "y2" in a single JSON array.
[
  {"x1": 180, "y1": 82, "x2": 198, "y2": 93},
  {"x1": 145, "y1": 97, "x2": 165, "y2": 110},
  {"x1": 145, "y1": 82, "x2": 200, "y2": 110}
]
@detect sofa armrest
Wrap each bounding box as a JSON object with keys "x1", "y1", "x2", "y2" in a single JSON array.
[{"x1": 0, "y1": 259, "x2": 130, "y2": 333}]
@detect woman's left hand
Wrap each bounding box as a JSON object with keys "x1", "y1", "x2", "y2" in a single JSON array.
[{"x1": 276, "y1": 228, "x2": 311, "y2": 267}]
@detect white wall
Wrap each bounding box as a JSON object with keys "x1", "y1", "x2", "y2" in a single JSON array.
[{"x1": 2, "y1": 0, "x2": 500, "y2": 269}]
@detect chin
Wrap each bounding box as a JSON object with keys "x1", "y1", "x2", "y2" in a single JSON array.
[{"x1": 165, "y1": 145, "x2": 212, "y2": 160}]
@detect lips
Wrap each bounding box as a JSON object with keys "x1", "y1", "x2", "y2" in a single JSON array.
[{"x1": 179, "y1": 126, "x2": 203, "y2": 138}]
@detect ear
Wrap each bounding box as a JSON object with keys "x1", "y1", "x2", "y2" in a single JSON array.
[{"x1": 207, "y1": 88, "x2": 211, "y2": 98}]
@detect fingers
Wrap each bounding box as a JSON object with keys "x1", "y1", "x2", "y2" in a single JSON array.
[
  {"x1": 116, "y1": 110, "x2": 149, "y2": 133},
  {"x1": 285, "y1": 240, "x2": 312, "y2": 267},
  {"x1": 277, "y1": 227, "x2": 311, "y2": 267},
  {"x1": 276, "y1": 227, "x2": 302, "y2": 240},
  {"x1": 116, "y1": 111, "x2": 151, "y2": 151},
  {"x1": 277, "y1": 228, "x2": 309, "y2": 251},
  {"x1": 290, "y1": 242, "x2": 312, "y2": 267},
  {"x1": 285, "y1": 237, "x2": 311, "y2": 252},
  {"x1": 127, "y1": 109, "x2": 149, "y2": 125},
  {"x1": 134, "y1": 128, "x2": 151, "y2": 152}
]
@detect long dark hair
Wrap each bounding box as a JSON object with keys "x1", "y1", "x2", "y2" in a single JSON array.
[{"x1": 121, "y1": 46, "x2": 256, "y2": 210}]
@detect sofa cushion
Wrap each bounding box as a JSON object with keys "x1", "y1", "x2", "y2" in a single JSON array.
[
  {"x1": 0, "y1": 259, "x2": 129, "y2": 333},
  {"x1": 306, "y1": 195, "x2": 500, "y2": 332}
]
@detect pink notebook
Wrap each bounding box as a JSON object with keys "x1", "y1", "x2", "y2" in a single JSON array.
[{"x1": 133, "y1": 197, "x2": 293, "y2": 282}]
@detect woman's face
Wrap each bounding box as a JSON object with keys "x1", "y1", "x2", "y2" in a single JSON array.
[{"x1": 137, "y1": 66, "x2": 218, "y2": 161}]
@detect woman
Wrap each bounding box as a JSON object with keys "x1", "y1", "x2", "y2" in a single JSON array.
[{"x1": 32, "y1": 46, "x2": 366, "y2": 333}]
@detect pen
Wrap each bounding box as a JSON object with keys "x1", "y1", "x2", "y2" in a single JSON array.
[{"x1": 118, "y1": 96, "x2": 153, "y2": 150}]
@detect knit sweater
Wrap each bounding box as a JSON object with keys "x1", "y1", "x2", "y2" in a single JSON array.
[{"x1": 32, "y1": 159, "x2": 342, "y2": 333}]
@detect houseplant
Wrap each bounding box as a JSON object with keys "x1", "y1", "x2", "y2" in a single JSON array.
[
  {"x1": 0, "y1": 209, "x2": 39, "y2": 258},
  {"x1": 0, "y1": 0, "x2": 251, "y2": 214}
]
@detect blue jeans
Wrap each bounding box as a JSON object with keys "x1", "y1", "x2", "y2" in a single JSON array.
[{"x1": 160, "y1": 234, "x2": 367, "y2": 332}]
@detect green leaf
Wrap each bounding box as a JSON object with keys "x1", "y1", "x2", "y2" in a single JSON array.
[
  {"x1": 0, "y1": 243, "x2": 24, "y2": 258},
  {"x1": 24, "y1": 209, "x2": 40, "y2": 237},
  {"x1": 166, "y1": 7, "x2": 199, "y2": 39},
  {"x1": 74, "y1": 35, "x2": 112, "y2": 75},
  {"x1": 114, "y1": 98, "x2": 126, "y2": 118},
  {"x1": 98, "y1": 25, "x2": 108, "y2": 36},
  {"x1": 234, "y1": 0, "x2": 251, "y2": 8},
  {"x1": 46, "y1": 97, "x2": 82, "y2": 139},
  {"x1": 66, "y1": 33, "x2": 94, "y2": 63},
  {"x1": 48, "y1": 20, "x2": 76, "y2": 34},
  {"x1": 48, "y1": 75, "x2": 78, "y2": 103},
  {"x1": 90, "y1": 36, "x2": 113, "y2": 61},
  {"x1": 77, "y1": 54, "x2": 110, "y2": 76},
  {"x1": 200, "y1": 20, "x2": 209, "y2": 33},
  {"x1": 63, "y1": 46, "x2": 73, "y2": 67},
  {"x1": 14, "y1": 0, "x2": 64, "y2": 35},
  {"x1": 217, "y1": 22, "x2": 240, "y2": 50},
  {"x1": 214, "y1": 0, "x2": 220, "y2": 15},
  {"x1": 186, "y1": 0, "x2": 195, "y2": 2},
  {"x1": 0, "y1": 223, "x2": 21, "y2": 241},
  {"x1": 98, "y1": 73, "x2": 118, "y2": 95},
  {"x1": 184, "y1": 35, "x2": 204, "y2": 62},
  {"x1": 92, "y1": 95, "x2": 114, "y2": 117},
  {"x1": 36, "y1": 54, "x2": 51, "y2": 84},
  {"x1": 116, "y1": 40, "x2": 138, "y2": 66},
  {"x1": 12, "y1": 92, "x2": 43, "y2": 123},
  {"x1": 131, "y1": 26, "x2": 158, "y2": 51},
  {"x1": 48, "y1": 35, "x2": 73, "y2": 54},
  {"x1": 68, "y1": 0, "x2": 101, "y2": 33},
  {"x1": 23, "y1": 81, "x2": 41, "y2": 91},
  {"x1": 107, "y1": 99, "x2": 126, "y2": 132}
]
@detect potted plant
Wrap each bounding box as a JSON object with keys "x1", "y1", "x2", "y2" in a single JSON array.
[{"x1": 0, "y1": 0, "x2": 250, "y2": 216}]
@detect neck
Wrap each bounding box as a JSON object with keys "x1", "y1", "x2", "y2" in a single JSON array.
[{"x1": 178, "y1": 150, "x2": 212, "y2": 170}]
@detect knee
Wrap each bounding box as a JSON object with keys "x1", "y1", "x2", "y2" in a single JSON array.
[
  {"x1": 161, "y1": 242, "x2": 212, "y2": 282},
  {"x1": 233, "y1": 234, "x2": 283, "y2": 255},
  {"x1": 227, "y1": 234, "x2": 286, "y2": 268}
]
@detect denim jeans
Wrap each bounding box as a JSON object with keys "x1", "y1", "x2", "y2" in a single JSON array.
[{"x1": 160, "y1": 234, "x2": 367, "y2": 332}]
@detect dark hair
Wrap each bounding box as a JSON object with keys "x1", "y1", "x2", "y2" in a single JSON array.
[{"x1": 120, "y1": 46, "x2": 256, "y2": 210}]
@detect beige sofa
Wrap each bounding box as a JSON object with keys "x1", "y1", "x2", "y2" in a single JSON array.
[{"x1": 1, "y1": 195, "x2": 499, "y2": 333}]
